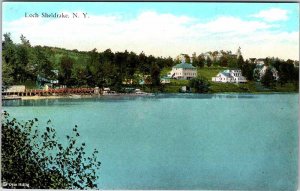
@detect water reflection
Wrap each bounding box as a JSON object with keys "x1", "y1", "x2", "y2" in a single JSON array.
[{"x1": 2, "y1": 93, "x2": 262, "y2": 107}]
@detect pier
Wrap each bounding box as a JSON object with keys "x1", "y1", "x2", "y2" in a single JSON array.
[{"x1": 2, "y1": 88, "x2": 95, "y2": 97}]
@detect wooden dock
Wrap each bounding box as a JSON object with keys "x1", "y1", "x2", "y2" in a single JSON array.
[{"x1": 2, "y1": 88, "x2": 95, "y2": 97}]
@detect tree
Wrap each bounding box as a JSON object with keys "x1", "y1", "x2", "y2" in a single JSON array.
[
  {"x1": 86, "y1": 48, "x2": 99, "y2": 87},
  {"x1": 278, "y1": 62, "x2": 295, "y2": 85},
  {"x1": 241, "y1": 60, "x2": 255, "y2": 81},
  {"x1": 72, "y1": 64, "x2": 88, "y2": 86},
  {"x1": 261, "y1": 67, "x2": 275, "y2": 88},
  {"x1": 31, "y1": 46, "x2": 55, "y2": 80},
  {"x1": 58, "y1": 56, "x2": 75, "y2": 86},
  {"x1": 228, "y1": 57, "x2": 238, "y2": 68},
  {"x1": 2, "y1": 33, "x2": 16, "y2": 65},
  {"x1": 1, "y1": 111, "x2": 101, "y2": 189},
  {"x1": 150, "y1": 62, "x2": 161, "y2": 87},
  {"x1": 138, "y1": 52, "x2": 149, "y2": 74},
  {"x1": 2, "y1": 59, "x2": 14, "y2": 87},
  {"x1": 189, "y1": 76, "x2": 210, "y2": 93},
  {"x1": 237, "y1": 55, "x2": 244, "y2": 69},
  {"x1": 184, "y1": 54, "x2": 191, "y2": 63},
  {"x1": 193, "y1": 55, "x2": 205, "y2": 68},
  {"x1": 219, "y1": 56, "x2": 228, "y2": 67},
  {"x1": 20, "y1": 34, "x2": 31, "y2": 47},
  {"x1": 126, "y1": 51, "x2": 138, "y2": 77},
  {"x1": 206, "y1": 57, "x2": 212, "y2": 67},
  {"x1": 10, "y1": 35, "x2": 32, "y2": 83}
]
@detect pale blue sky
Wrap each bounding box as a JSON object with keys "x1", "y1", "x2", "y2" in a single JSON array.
[{"x1": 2, "y1": 2, "x2": 299, "y2": 59}]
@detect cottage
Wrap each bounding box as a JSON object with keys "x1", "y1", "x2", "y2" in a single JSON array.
[
  {"x1": 169, "y1": 57, "x2": 197, "y2": 80},
  {"x1": 212, "y1": 69, "x2": 247, "y2": 83}
]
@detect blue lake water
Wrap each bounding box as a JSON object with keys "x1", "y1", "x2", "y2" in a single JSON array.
[{"x1": 2, "y1": 93, "x2": 299, "y2": 190}]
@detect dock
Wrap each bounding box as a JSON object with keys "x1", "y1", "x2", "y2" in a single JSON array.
[{"x1": 2, "y1": 88, "x2": 95, "y2": 97}]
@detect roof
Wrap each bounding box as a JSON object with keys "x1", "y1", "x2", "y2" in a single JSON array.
[
  {"x1": 173, "y1": 62, "x2": 196, "y2": 69},
  {"x1": 221, "y1": 72, "x2": 233, "y2": 78}
]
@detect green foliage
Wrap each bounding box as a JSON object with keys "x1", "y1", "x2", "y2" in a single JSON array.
[
  {"x1": 189, "y1": 76, "x2": 210, "y2": 93},
  {"x1": 206, "y1": 57, "x2": 212, "y2": 67},
  {"x1": 2, "y1": 34, "x2": 175, "y2": 89},
  {"x1": 29, "y1": 46, "x2": 56, "y2": 83},
  {"x1": 237, "y1": 55, "x2": 244, "y2": 69},
  {"x1": 58, "y1": 56, "x2": 75, "y2": 86},
  {"x1": 278, "y1": 62, "x2": 296, "y2": 85},
  {"x1": 261, "y1": 67, "x2": 276, "y2": 88},
  {"x1": 3, "y1": 33, "x2": 298, "y2": 92},
  {"x1": 241, "y1": 60, "x2": 256, "y2": 81},
  {"x1": 219, "y1": 56, "x2": 228, "y2": 67},
  {"x1": 150, "y1": 63, "x2": 161, "y2": 86},
  {"x1": 1, "y1": 111, "x2": 101, "y2": 189},
  {"x1": 193, "y1": 55, "x2": 205, "y2": 68},
  {"x1": 255, "y1": 57, "x2": 299, "y2": 87},
  {"x1": 228, "y1": 57, "x2": 238, "y2": 68},
  {"x1": 2, "y1": 59, "x2": 14, "y2": 86}
]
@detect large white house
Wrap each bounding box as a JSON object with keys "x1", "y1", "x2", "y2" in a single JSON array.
[
  {"x1": 212, "y1": 69, "x2": 247, "y2": 83},
  {"x1": 168, "y1": 58, "x2": 197, "y2": 80}
]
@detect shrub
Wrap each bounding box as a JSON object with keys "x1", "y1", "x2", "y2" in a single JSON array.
[
  {"x1": 189, "y1": 76, "x2": 210, "y2": 93},
  {"x1": 1, "y1": 111, "x2": 101, "y2": 189}
]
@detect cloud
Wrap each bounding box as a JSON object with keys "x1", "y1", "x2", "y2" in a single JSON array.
[
  {"x1": 192, "y1": 16, "x2": 274, "y2": 34},
  {"x1": 251, "y1": 8, "x2": 289, "y2": 22},
  {"x1": 2, "y1": 10, "x2": 299, "y2": 60}
]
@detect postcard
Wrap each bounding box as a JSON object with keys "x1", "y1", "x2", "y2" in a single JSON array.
[{"x1": 1, "y1": 1, "x2": 299, "y2": 190}]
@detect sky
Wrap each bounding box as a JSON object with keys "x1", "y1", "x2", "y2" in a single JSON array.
[{"x1": 2, "y1": 2, "x2": 299, "y2": 60}]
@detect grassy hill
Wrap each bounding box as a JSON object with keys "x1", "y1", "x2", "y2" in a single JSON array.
[{"x1": 162, "y1": 66, "x2": 298, "y2": 93}]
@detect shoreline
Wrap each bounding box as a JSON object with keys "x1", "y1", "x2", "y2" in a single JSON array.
[
  {"x1": 2, "y1": 91, "x2": 298, "y2": 101},
  {"x1": 17, "y1": 94, "x2": 101, "y2": 100}
]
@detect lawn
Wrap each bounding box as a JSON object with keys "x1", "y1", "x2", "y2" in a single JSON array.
[
  {"x1": 197, "y1": 66, "x2": 227, "y2": 81},
  {"x1": 274, "y1": 83, "x2": 299, "y2": 92},
  {"x1": 209, "y1": 81, "x2": 258, "y2": 93}
]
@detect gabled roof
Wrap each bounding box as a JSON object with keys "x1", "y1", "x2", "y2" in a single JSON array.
[
  {"x1": 173, "y1": 63, "x2": 196, "y2": 69},
  {"x1": 220, "y1": 72, "x2": 233, "y2": 78}
]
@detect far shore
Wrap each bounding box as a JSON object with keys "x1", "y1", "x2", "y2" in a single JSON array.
[
  {"x1": 4, "y1": 93, "x2": 156, "y2": 101},
  {"x1": 3, "y1": 91, "x2": 298, "y2": 101},
  {"x1": 16, "y1": 94, "x2": 102, "y2": 100},
  {"x1": 20, "y1": 95, "x2": 94, "y2": 100}
]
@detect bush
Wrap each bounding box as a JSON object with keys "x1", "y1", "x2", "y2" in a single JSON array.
[
  {"x1": 1, "y1": 111, "x2": 101, "y2": 189},
  {"x1": 189, "y1": 76, "x2": 210, "y2": 93}
]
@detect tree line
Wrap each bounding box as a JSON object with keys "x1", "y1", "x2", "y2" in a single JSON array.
[
  {"x1": 2, "y1": 33, "x2": 298, "y2": 90},
  {"x1": 180, "y1": 51, "x2": 299, "y2": 88},
  {"x1": 2, "y1": 33, "x2": 174, "y2": 91},
  {"x1": 259, "y1": 57, "x2": 299, "y2": 88}
]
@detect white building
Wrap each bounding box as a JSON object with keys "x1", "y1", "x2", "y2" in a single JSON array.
[
  {"x1": 169, "y1": 58, "x2": 197, "y2": 80},
  {"x1": 255, "y1": 58, "x2": 265, "y2": 65},
  {"x1": 212, "y1": 69, "x2": 247, "y2": 83}
]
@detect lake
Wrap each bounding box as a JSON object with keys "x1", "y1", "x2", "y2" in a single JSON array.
[{"x1": 2, "y1": 93, "x2": 298, "y2": 190}]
